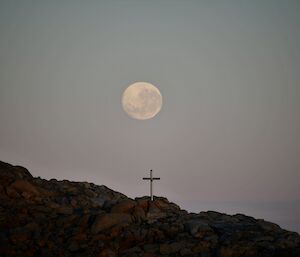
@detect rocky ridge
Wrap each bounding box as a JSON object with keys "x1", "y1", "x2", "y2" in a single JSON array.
[{"x1": 0, "y1": 160, "x2": 299, "y2": 257}]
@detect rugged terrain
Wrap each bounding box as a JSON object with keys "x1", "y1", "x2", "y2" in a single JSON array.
[{"x1": 0, "y1": 160, "x2": 299, "y2": 257}]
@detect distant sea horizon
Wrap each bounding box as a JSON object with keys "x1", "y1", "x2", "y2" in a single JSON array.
[{"x1": 177, "y1": 200, "x2": 300, "y2": 234}]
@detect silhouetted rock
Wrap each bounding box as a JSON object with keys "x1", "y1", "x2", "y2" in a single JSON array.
[{"x1": 0, "y1": 160, "x2": 299, "y2": 257}]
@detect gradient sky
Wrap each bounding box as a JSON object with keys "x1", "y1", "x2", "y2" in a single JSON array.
[{"x1": 0, "y1": 1, "x2": 299, "y2": 231}]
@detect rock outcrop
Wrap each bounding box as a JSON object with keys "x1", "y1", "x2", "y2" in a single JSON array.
[{"x1": 0, "y1": 160, "x2": 299, "y2": 257}]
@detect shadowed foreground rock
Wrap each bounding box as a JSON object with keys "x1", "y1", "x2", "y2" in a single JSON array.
[{"x1": 0, "y1": 160, "x2": 299, "y2": 257}]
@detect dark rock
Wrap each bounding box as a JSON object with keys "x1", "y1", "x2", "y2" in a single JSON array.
[
  {"x1": 0, "y1": 160, "x2": 299, "y2": 257},
  {"x1": 110, "y1": 199, "x2": 136, "y2": 213},
  {"x1": 91, "y1": 213, "x2": 132, "y2": 233},
  {"x1": 159, "y1": 242, "x2": 183, "y2": 254},
  {"x1": 9, "y1": 180, "x2": 40, "y2": 197},
  {"x1": 184, "y1": 220, "x2": 213, "y2": 238},
  {"x1": 132, "y1": 206, "x2": 146, "y2": 222},
  {"x1": 56, "y1": 205, "x2": 73, "y2": 215}
]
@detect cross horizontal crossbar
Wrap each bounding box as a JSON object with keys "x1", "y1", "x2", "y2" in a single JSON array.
[{"x1": 143, "y1": 178, "x2": 160, "y2": 180}]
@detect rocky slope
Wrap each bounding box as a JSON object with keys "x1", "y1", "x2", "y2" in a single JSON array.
[{"x1": 0, "y1": 160, "x2": 299, "y2": 257}]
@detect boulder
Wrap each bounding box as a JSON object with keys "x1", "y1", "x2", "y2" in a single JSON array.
[
  {"x1": 184, "y1": 220, "x2": 213, "y2": 238},
  {"x1": 111, "y1": 199, "x2": 136, "y2": 213},
  {"x1": 0, "y1": 161, "x2": 33, "y2": 179},
  {"x1": 135, "y1": 197, "x2": 149, "y2": 211},
  {"x1": 146, "y1": 201, "x2": 167, "y2": 223},
  {"x1": 154, "y1": 197, "x2": 180, "y2": 212},
  {"x1": 132, "y1": 206, "x2": 146, "y2": 222},
  {"x1": 91, "y1": 213, "x2": 132, "y2": 233},
  {"x1": 9, "y1": 180, "x2": 40, "y2": 197},
  {"x1": 92, "y1": 195, "x2": 110, "y2": 207},
  {"x1": 258, "y1": 219, "x2": 281, "y2": 232}
]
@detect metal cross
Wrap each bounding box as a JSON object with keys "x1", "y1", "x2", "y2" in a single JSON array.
[{"x1": 143, "y1": 169, "x2": 160, "y2": 201}]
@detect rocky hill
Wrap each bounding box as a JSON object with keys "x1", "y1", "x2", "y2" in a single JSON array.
[{"x1": 0, "y1": 160, "x2": 299, "y2": 257}]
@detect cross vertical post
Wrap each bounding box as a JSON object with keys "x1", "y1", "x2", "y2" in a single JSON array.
[
  {"x1": 143, "y1": 169, "x2": 160, "y2": 201},
  {"x1": 150, "y1": 169, "x2": 153, "y2": 200}
]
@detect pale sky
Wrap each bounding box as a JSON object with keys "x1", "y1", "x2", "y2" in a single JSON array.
[{"x1": 0, "y1": 0, "x2": 299, "y2": 231}]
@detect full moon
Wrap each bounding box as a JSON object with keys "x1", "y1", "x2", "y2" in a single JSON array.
[{"x1": 122, "y1": 82, "x2": 163, "y2": 120}]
